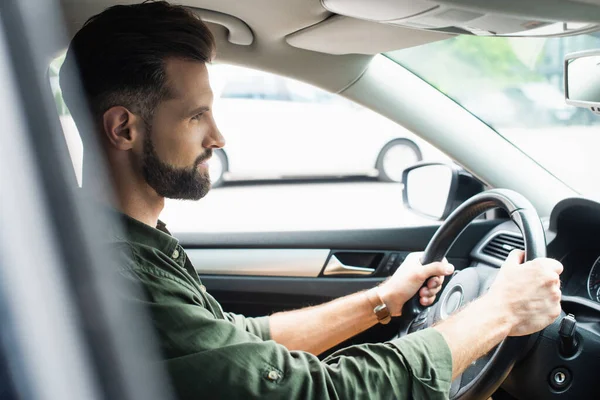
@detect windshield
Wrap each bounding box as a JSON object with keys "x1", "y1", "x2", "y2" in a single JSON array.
[{"x1": 387, "y1": 33, "x2": 600, "y2": 200}]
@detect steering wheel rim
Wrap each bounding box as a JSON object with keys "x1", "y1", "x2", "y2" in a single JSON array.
[{"x1": 404, "y1": 188, "x2": 547, "y2": 400}]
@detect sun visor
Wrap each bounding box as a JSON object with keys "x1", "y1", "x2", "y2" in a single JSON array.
[
  {"x1": 322, "y1": 0, "x2": 600, "y2": 37},
  {"x1": 286, "y1": 15, "x2": 450, "y2": 55}
]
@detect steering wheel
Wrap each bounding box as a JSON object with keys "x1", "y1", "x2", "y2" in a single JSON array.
[{"x1": 400, "y1": 189, "x2": 547, "y2": 400}]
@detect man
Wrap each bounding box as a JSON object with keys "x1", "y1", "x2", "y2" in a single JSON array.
[{"x1": 60, "y1": 2, "x2": 563, "y2": 399}]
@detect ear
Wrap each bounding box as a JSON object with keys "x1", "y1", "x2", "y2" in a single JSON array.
[{"x1": 102, "y1": 106, "x2": 141, "y2": 151}]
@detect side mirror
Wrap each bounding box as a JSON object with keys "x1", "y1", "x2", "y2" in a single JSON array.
[
  {"x1": 564, "y1": 50, "x2": 600, "y2": 115},
  {"x1": 402, "y1": 162, "x2": 484, "y2": 220}
]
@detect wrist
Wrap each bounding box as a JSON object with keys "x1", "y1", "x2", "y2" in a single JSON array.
[
  {"x1": 365, "y1": 287, "x2": 393, "y2": 324},
  {"x1": 376, "y1": 282, "x2": 405, "y2": 317},
  {"x1": 475, "y1": 293, "x2": 515, "y2": 337}
]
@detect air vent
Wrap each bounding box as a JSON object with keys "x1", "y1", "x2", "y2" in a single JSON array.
[{"x1": 481, "y1": 233, "x2": 524, "y2": 261}]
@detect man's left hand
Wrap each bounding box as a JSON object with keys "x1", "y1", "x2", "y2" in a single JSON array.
[{"x1": 377, "y1": 252, "x2": 455, "y2": 317}]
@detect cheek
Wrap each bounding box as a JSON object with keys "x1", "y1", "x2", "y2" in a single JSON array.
[{"x1": 151, "y1": 122, "x2": 203, "y2": 167}]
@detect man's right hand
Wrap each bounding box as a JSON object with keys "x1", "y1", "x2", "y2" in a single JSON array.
[
  {"x1": 486, "y1": 249, "x2": 563, "y2": 337},
  {"x1": 433, "y1": 249, "x2": 564, "y2": 380}
]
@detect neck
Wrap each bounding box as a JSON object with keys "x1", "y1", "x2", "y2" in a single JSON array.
[{"x1": 83, "y1": 160, "x2": 164, "y2": 228}]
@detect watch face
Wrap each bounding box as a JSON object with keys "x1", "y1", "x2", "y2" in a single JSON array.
[
  {"x1": 366, "y1": 288, "x2": 391, "y2": 324},
  {"x1": 374, "y1": 304, "x2": 391, "y2": 324},
  {"x1": 374, "y1": 304, "x2": 387, "y2": 313}
]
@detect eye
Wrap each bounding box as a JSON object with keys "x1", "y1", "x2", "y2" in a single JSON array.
[{"x1": 191, "y1": 112, "x2": 204, "y2": 121}]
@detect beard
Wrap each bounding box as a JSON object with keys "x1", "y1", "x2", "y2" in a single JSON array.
[{"x1": 142, "y1": 132, "x2": 212, "y2": 201}]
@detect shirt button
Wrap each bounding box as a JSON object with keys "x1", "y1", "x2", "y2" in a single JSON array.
[
  {"x1": 267, "y1": 370, "x2": 280, "y2": 381},
  {"x1": 199, "y1": 285, "x2": 207, "y2": 294},
  {"x1": 171, "y1": 248, "x2": 180, "y2": 259}
]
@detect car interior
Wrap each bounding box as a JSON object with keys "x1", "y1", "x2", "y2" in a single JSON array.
[{"x1": 2, "y1": 0, "x2": 600, "y2": 399}]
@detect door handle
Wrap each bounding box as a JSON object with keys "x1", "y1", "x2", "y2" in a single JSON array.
[{"x1": 323, "y1": 255, "x2": 375, "y2": 276}]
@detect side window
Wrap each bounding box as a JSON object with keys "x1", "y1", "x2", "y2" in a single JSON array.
[
  {"x1": 163, "y1": 64, "x2": 450, "y2": 232},
  {"x1": 50, "y1": 58, "x2": 450, "y2": 232},
  {"x1": 286, "y1": 79, "x2": 334, "y2": 104},
  {"x1": 219, "y1": 67, "x2": 290, "y2": 101},
  {"x1": 220, "y1": 76, "x2": 289, "y2": 101}
]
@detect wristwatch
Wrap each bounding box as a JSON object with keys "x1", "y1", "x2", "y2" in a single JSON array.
[{"x1": 365, "y1": 287, "x2": 392, "y2": 325}]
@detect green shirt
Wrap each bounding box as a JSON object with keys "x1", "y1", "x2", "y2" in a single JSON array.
[{"x1": 111, "y1": 213, "x2": 453, "y2": 399}]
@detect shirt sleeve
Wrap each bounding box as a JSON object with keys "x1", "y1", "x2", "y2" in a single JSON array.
[
  {"x1": 122, "y1": 268, "x2": 453, "y2": 400},
  {"x1": 224, "y1": 312, "x2": 272, "y2": 340}
]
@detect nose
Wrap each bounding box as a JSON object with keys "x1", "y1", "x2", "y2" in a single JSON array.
[{"x1": 203, "y1": 114, "x2": 225, "y2": 149}]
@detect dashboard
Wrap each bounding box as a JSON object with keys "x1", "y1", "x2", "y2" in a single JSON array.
[
  {"x1": 466, "y1": 197, "x2": 600, "y2": 400},
  {"x1": 562, "y1": 250, "x2": 600, "y2": 302},
  {"x1": 586, "y1": 257, "x2": 600, "y2": 302}
]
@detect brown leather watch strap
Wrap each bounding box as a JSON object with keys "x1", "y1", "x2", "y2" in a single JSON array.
[{"x1": 365, "y1": 288, "x2": 392, "y2": 325}]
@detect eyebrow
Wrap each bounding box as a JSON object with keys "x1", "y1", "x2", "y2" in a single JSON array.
[{"x1": 189, "y1": 106, "x2": 210, "y2": 116}]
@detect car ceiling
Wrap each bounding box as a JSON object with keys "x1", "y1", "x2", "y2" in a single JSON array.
[
  {"x1": 58, "y1": 0, "x2": 600, "y2": 94},
  {"x1": 58, "y1": 0, "x2": 452, "y2": 93}
]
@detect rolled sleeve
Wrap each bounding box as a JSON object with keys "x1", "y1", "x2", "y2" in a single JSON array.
[
  {"x1": 224, "y1": 312, "x2": 272, "y2": 340},
  {"x1": 388, "y1": 328, "x2": 453, "y2": 398}
]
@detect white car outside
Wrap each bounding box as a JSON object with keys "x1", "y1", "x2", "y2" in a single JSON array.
[{"x1": 208, "y1": 64, "x2": 448, "y2": 186}]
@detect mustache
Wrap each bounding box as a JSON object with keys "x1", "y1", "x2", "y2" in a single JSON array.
[{"x1": 194, "y1": 149, "x2": 213, "y2": 168}]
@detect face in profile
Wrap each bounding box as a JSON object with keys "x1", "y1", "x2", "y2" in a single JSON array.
[{"x1": 140, "y1": 59, "x2": 225, "y2": 200}]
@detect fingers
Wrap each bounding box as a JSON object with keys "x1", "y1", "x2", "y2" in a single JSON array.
[
  {"x1": 420, "y1": 285, "x2": 435, "y2": 297},
  {"x1": 527, "y1": 258, "x2": 563, "y2": 276},
  {"x1": 542, "y1": 258, "x2": 564, "y2": 275},
  {"x1": 419, "y1": 272, "x2": 451, "y2": 306},
  {"x1": 504, "y1": 249, "x2": 525, "y2": 266},
  {"x1": 419, "y1": 288, "x2": 442, "y2": 305},
  {"x1": 506, "y1": 252, "x2": 563, "y2": 277},
  {"x1": 419, "y1": 286, "x2": 442, "y2": 297},
  {"x1": 427, "y1": 275, "x2": 444, "y2": 289},
  {"x1": 422, "y1": 260, "x2": 455, "y2": 278},
  {"x1": 420, "y1": 296, "x2": 436, "y2": 306}
]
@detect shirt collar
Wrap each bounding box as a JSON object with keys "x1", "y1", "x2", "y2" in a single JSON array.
[{"x1": 118, "y1": 212, "x2": 180, "y2": 258}]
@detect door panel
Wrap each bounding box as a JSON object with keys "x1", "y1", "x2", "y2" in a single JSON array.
[
  {"x1": 180, "y1": 220, "x2": 503, "y2": 318},
  {"x1": 178, "y1": 220, "x2": 500, "y2": 252},
  {"x1": 202, "y1": 275, "x2": 383, "y2": 313},
  {"x1": 188, "y1": 249, "x2": 327, "y2": 277}
]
